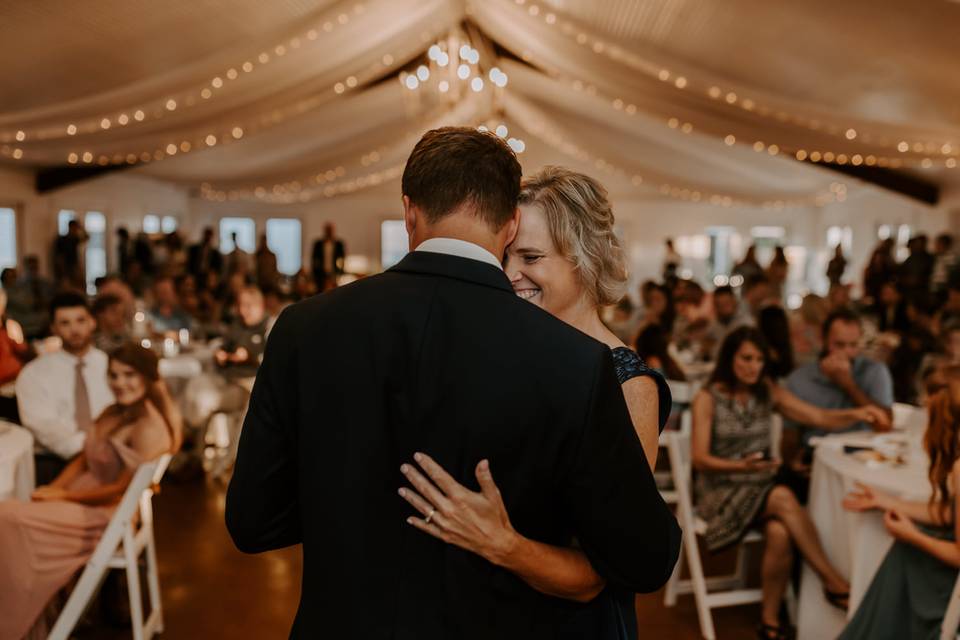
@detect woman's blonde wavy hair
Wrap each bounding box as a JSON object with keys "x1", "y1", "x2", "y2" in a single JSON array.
[{"x1": 518, "y1": 166, "x2": 628, "y2": 306}]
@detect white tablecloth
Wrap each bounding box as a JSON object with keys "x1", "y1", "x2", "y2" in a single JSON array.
[
  {"x1": 0, "y1": 422, "x2": 35, "y2": 501},
  {"x1": 797, "y1": 431, "x2": 930, "y2": 640}
]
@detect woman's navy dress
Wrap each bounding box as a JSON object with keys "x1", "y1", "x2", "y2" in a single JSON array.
[{"x1": 561, "y1": 347, "x2": 672, "y2": 640}]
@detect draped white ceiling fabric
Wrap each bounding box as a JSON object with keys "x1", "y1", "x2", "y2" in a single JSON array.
[{"x1": 1, "y1": 0, "x2": 957, "y2": 207}]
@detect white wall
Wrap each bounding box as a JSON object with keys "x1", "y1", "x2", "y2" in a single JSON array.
[{"x1": 0, "y1": 166, "x2": 190, "y2": 276}]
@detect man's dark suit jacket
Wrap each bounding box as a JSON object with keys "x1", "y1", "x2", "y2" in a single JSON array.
[{"x1": 226, "y1": 250, "x2": 681, "y2": 639}]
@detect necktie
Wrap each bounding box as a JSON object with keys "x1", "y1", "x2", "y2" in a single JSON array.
[{"x1": 75, "y1": 357, "x2": 93, "y2": 432}]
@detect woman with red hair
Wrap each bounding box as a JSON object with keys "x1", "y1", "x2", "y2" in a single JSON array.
[{"x1": 841, "y1": 365, "x2": 960, "y2": 639}]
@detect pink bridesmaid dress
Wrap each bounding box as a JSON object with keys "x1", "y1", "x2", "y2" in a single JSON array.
[{"x1": 0, "y1": 405, "x2": 164, "y2": 640}]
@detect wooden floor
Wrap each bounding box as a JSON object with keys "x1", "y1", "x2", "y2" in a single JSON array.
[{"x1": 85, "y1": 477, "x2": 761, "y2": 639}]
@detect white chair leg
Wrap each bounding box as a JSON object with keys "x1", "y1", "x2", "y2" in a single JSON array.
[
  {"x1": 684, "y1": 530, "x2": 716, "y2": 640},
  {"x1": 143, "y1": 510, "x2": 164, "y2": 633},
  {"x1": 48, "y1": 562, "x2": 110, "y2": 640},
  {"x1": 123, "y1": 524, "x2": 146, "y2": 640}
]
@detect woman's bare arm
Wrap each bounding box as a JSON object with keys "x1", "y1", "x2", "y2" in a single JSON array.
[
  {"x1": 621, "y1": 376, "x2": 660, "y2": 470},
  {"x1": 399, "y1": 454, "x2": 606, "y2": 602}
]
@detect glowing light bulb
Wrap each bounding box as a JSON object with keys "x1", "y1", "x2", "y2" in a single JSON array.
[
  {"x1": 428, "y1": 45, "x2": 441, "y2": 60},
  {"x1": 416, "y1": 65, "x2": 430, "y2": 81},
  {"x1": 457, "y1": 64, "x2": 470, "y2": 80},
  {"x1": 471, "y1": 77, "x2": 484, "y2": 92},
  {"x1": 495, "y1": 124, "x2": 508, "y2": 137},
  {"x1": 405, "y1": 75, "x2": 419, "y2": 90}
]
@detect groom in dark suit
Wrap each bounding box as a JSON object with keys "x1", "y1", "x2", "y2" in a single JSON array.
[{"x1": 226, "y1": 127, "x2": 680, "y2": 639}]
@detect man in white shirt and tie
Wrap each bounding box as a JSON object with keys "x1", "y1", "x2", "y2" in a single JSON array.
[{"x1": 16, "y1": 291, "x2": 114, "y2": 485}]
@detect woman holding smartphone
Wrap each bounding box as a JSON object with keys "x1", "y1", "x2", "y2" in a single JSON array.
[{"x1": 692, "y1": 327, "x2": 889, "y2": 640}]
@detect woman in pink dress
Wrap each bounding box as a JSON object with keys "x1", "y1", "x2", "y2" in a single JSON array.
[{"x1": 0, "y1": 343, "x2": 181, "y2": 640}]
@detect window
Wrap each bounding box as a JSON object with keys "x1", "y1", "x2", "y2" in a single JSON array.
[
  {"x1": 826, "y1": 226, "x2": 853, "y2": 254},
  {"x1": 266, "y1": 218, "x2": 302, "y2": 275},
  {"x1": 143, "y1": 214, "x2": 160, "y2": 233},
  {"x1": 219, "y1": 217, "x2": 256, "y2": 253},
  {"x1": 381, "y1": 220, "x2": 408, "y2": 269},
  {"x1": 0, "y1": 208, "x2": 15, "y2": 269},
  {"x1": 84, "y1": 211, "x2": 107, "y2": 293},
  {"x1": 58, "y1": 209, "x2": 76, "y2": 235},
  {"x1": 161, "y1": 216, "x2": 178, "y2": 233}
]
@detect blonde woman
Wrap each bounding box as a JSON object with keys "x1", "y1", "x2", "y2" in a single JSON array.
[{"x1": 398, "y1": 167, "x2": 671, "y2": 640}]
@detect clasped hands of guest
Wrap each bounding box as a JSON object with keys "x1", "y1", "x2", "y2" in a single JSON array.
[
  {"x1": 215, "y1": 346, "x2": 250, "y2": 367},
  {"x1": 843, "y1": 483, "x2": 920, "y2": 543},
  {"x1": 854, "y1": 404, "x2": 892, "y2": 432},
  {"x1": 398, "y1": 452, "x2": 520, "y2": 566}
]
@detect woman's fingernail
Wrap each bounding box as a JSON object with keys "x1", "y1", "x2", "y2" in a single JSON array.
[
  {"x1": 400, "y1": 464, "x2": 409, "y2": 474},
  {"x1": 398, "y1": 488, "x2": 406, "y2": 497},
  {"x1": 406, "y1": 517, "x2": 415, "y2": 525},
  {"x1": 414, "y1": 452, "x2": 423, "y2": 462}
]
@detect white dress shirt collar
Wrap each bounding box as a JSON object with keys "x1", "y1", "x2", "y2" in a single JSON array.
[{"x1": 414, "y1": 238, "x2": 503, "y2": 270}]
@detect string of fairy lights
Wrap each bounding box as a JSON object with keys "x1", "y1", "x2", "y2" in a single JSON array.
[
  {"x1": 498, "y1": 0, "x2": 960, "y2": 168},
  {"x1": 0, "y1": 3, "x2": 372, "y2": 147},
  {"x1": 546, "y1": 68, "x2": 958, "y2": 171},
  {"x1": 510, "y1": 96, "x2": 848, "y2": 210},
  {"x1": 0, "y1": 27, "x2": 452, "y2": 167}
]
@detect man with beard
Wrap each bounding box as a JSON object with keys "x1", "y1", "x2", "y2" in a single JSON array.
[
  {"x1": 16, "y1": 292, "x2": 114, "y2": 484},
  {"x1": 781, "y1": 308, "x2": 893, "y2": 496}
]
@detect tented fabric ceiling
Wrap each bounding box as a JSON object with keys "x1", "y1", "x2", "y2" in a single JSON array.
[{"x1": 1, "y1": 0, "x2": 957, "y2": 207}]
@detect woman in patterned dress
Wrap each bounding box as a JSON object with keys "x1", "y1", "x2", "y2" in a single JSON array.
[
  {"x1": 692, "y1": 326, "x2": 888, "y2": 639},
  {"x1": 395, "y1": 167, "x2": 673, "y2": 640}
]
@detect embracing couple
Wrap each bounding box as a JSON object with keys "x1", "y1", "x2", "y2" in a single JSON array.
[{"x1": 225, "y1": 127, "x2": 681, "y2": 639}]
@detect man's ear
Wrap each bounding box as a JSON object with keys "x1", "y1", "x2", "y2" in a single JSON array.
[
  {"x1": 403, "y1": 195, "x2": 416, "y2": 240},
  {"x1": 503, "y1": 207, "x2": 521, "y2": 247}
]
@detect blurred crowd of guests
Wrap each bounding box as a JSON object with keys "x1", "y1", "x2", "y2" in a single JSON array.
[{"x1": 0, "y1": 221, "x2": 351, "y2": 471}]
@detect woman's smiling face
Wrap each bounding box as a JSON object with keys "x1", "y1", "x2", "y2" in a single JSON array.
[{"x1": 504, "y1": 204, "x2": 582, "y2": 315}]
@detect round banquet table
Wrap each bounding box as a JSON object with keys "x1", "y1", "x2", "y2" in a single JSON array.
[
  {"x1": 0, "y1": 421, "x2": 35, "y2": 502},
  {"x1": 796, "y1": 430, "x2": 930, "y2": 640}
]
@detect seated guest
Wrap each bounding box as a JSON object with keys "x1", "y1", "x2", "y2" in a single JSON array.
[
  {"x1": 693, "y1": 327, "x2": 889, "y2": 638},
  {"x1": 215, "y1": 286, "x2": 269, "y2": 380},
  {"x1": 147, "y1": 275, "x2": 192, "y2": 333},
  {"x1": 95, "y1": 275, "x2": 136, "y2": 324},
  {"x1": 890, "y1": 293, "x2": 942, "y2": 404},
  {"x1": 0, "y1": 343, "x2": 180, "y2": 640},
  {"x1": 873, "y1": 281, "x2": 910, "y2": 334},
  {"x1": 791, "y1": 294, "x2": 827, "y2": 367},
  {"x1": 16, "y1": 293, "x2": 115, "y2": 484},
  {"x1": 642, "y1": 282, "x2": 675, "y2": 333},
  {"x1": 758, "y1": 305, "x2": 795, "y2": 379},
  {"x1": 92, "y1": 293, "x2": 130, "y2": 353},
  {"x1": 4, "y1": 257, "x2": 55, "y2": 339},
  {"x1": 938, "y1": 282, "x2": 960, "y2": 331},
  {"x1": 262, "y1": 284, "x2": 291, "y2": 337},
  {"x1": 783, "y1": 309, "x2": 894, "y2": 465},
  {"x1": 839, "y1": 365, "x2": 960, "y2": 639},
  {"x1": 183, "y1": 287, "x2": 268, "y2": 434},
  {"x1": 0, "y1": 287, "x2": 31, "y2": 386},
  {"x1": 742, "y1": 274, "x2": 774, "y2": 319},
  {"x1": 635, "y1": 323, "x2": 686, "y2": 381},
  {"x1": 704, "y1": 284, "x2": 752, "y2": 358},
  {"x1": 0, "y1": 287, "x2": 33, "y2": 423},
  {"x1": 827, "y1": 282, "x2": 853, "y2": 312},
  {"x1": 636, "y1": 323, "x2": 687, "y2": 430}
]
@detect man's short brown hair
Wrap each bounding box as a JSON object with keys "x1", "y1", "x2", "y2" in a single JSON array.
[{"x1": 401, "y1": 126, "x2": 522, "y2": 230}]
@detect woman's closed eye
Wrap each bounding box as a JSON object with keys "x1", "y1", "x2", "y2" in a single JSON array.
[{"x1": 522, "y1": 254, "x2": 544, "y2": 264}]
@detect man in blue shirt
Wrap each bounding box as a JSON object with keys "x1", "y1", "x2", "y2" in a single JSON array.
[{"x1": 784, "y1": 308, "x2": 894, "y2": 453}]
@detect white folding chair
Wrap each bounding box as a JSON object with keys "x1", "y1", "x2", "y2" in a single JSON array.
[
  {"x1": 657, "y1": 380, "x2": 695, "y2": 504},
  {"x1": 941, "y1": 571, "x2": 960, "y2": 640},
  {"x1": 49, "y1": 454, "x2": 172, "y2": 640},
  {"x1": 662, "y1": 425, "x2": 795, "y2": 640}
]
